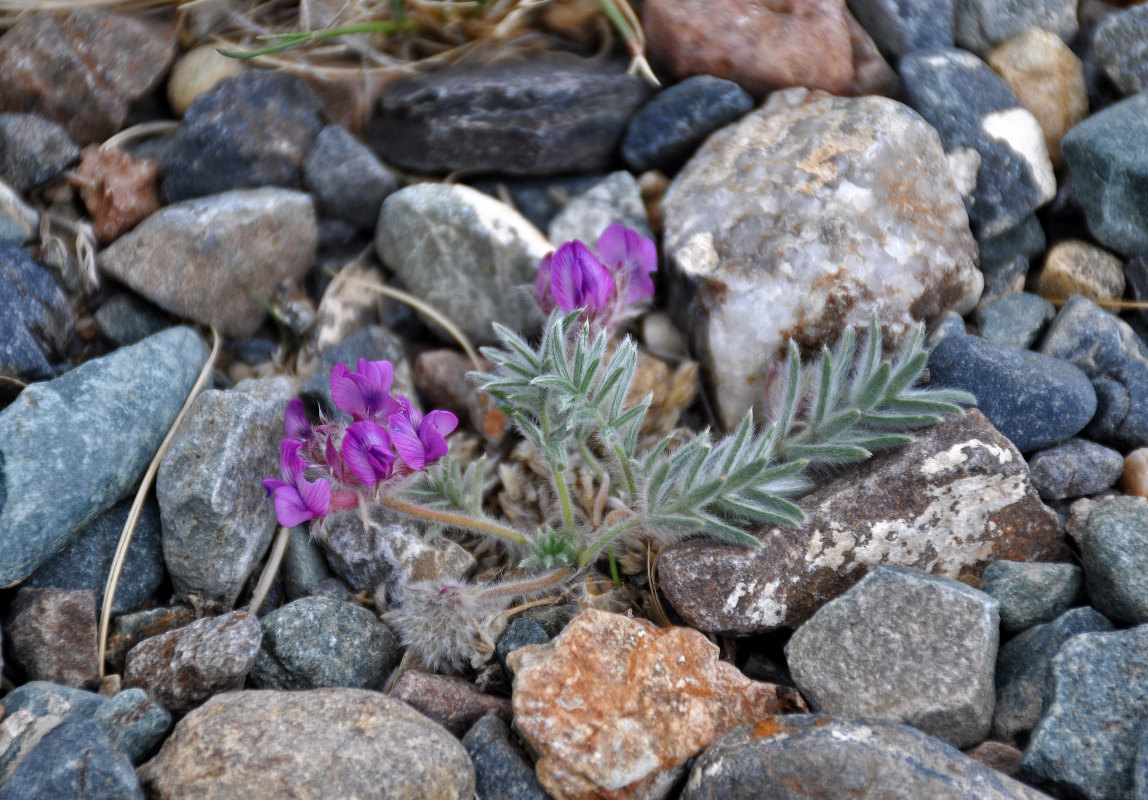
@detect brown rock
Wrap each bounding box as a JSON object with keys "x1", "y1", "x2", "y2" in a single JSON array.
[
  {"x1": 105, "y1": 605, "x2": 195, "y2": 674},
  {"x1": 74, "y1": 145, "x2": 161, "y2": 243},
  {"x1": 965, "y1": 740, "x2": 1025, "y2": 778},
  {"x1": 5, "y1": 587, "x2": 98, "y2": 688},
  {"x1": 644, "y1": 0, "x2": 855, "y2": 98},
  {"x1": 392, "y1": 671, "x2": 512, "y2": 737},
  {"x1": 846, "y1": 11, "x2": 900, "y2": 97},
  {"x1": 659, "y1": 410, "x2": 1068, "y2": 635},
  {"x1": 0, "y1": 10, "x2": 176, "y2": 144},
  {"x1": 414, "y1": 349, "x2": 509, "y2": 443},
  {"x1": 509, "y1": 608, "x2": 806, "y2": 800},
  {"x1": 1125, "y1": 448, "x2": 1148, "y2": 498},
  {"x1": 1037, "y1": 239, "x2": 1126, "y2": 303}
]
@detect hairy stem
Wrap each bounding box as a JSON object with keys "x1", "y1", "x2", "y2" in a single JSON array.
[
  {"x1": 479, "y1": 568, "x2": 575, "y2": 599},
  {"x1": 579, "y1": 514, "x2": 645, "y2": 567},
  {"x1": 553, "y1": 467, "x2": 576, "y2": 534},
  {"x1": 379, "y1": 494, "x2": 530, "y2": 547}
]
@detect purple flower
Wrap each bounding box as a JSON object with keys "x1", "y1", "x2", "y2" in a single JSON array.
[
  {"x1": 283, "y1": 397, "x2": 311, "y2": 441},
  {"x1": 342, "y1": 420, "x2": 397, "y2": 487},
  {"x1": 388, "y1": 397, "x2": 458, "y2": 471},
  {"x1": 330, "y1": 359, "x2": 401, "y2": 422},
  {"x1": 596, "y1": 222, "x2": 657, "y2": 306},
  {"x1": 262, "y1": 440, "x2": 331, "y2": 527},
  {"x1": 535, "y1": 240, "x2": 615, "y2": 316}
]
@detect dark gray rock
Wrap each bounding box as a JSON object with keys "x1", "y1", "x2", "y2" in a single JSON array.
[
  {"x1": 928, "y1": 333, "x2": 1097, "y2": 452},
  {"x1": 250, "y1": 596, "x2": 399, "y2": 690},
  {"x1": 1079, "y1": 497, "x2": 1148, "y2": 625},
  {"x1": 93, "y1": 291, "x2": 171, "y2": 347},
  {"x1": 92, "y1": 688, "x2": 171, "y2": 766},
  {"x1": 846, "y1": 0, "x2": 954, "y2": 58},
  {"x1": 899, "y1": 49, "x2": 1055, "y2": 237},
  {"x1": 0, "y1": 113, "x2": 79, "y2": 190},
  {"x1": 977, "y1": 215, "x2": 1046, "y2": 269},
  {"x1": 622, "y1": 75, "x2": 754, "y2": 173},
  {"x1": 162, "y1": 71, "x2": 325, "y2": 203},
  {"x1": 5, "y1": 587, "x2": 98, "y2": 688},
  {"x1": 0, "y1": 716, "x2": 142, "y2": 800},
  {"x1": 303, "y1": 124, "x2": 400, "y2": 230},
  {"x1": 1021, "y1": 624, "x2": 1148, "y2": 800},
  {"x1": 980, "y1": 255, "x2": 1030, "y2": 307},
  {"x1": 369, "y1": 54, "x2": 651, "y2": 177},
  {"x1": 463, "y1": 715, "x2": 550, "y2": 800},
  {"x1": 1026, "y1": 438, "x2": 1125, "y2": 501},
  {"x1": 496, "y1": 617, "x2": 549, "y2": 680},
  {"x1": 282, "y1": 527, "x2": 331, "y2": 600},
  {"x1": 785, "y1": 566, "x2": 1000, "y2": 748},
  {"x1": 1093, "y1": 4, "x2": 1148, "y2": 96},
  {"x1": 471, "y1": 174, "x2": 605, "y2": 232},
  {"x1": 1128, "y1": 256, "x2": 1148, "y2": 331},
  {"x1": 980, "y1": 560, "x2": 1082, "y2": 631},
  {"x1": 993, "y1": 606, "x2": 1113, "y2": 743},
  {"x1": 0, "y1": 240, "x2": 75, "y2": 382},
  {"x1": 0, "y1": 681, "x2": 107, "y2": 783},
  {"x1": 298, "y1": 324, "x2": 410, "y2": 420},
  {"x1": 953, "y1": 0, "x2": 1076, "y2": 54},
  {"x1": 308, "y1": 576, "x2": 354, "y2": 602},
  {"x1": 974, "y1": 292, "x2": 1055, "y2": 349}
]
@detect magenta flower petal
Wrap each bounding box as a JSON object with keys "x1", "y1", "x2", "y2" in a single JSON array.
[
  {"x1": 329, "y1": 363, "x2": 360, "y2": 417},
  {"x1": 389, "y1": 407, "x2": 427, "y2": 471},
  {"x1": 534, "y1": 252, "x2": 556, "y2": 314},
  {"x1": 596, "y1": 223, "x2": 657, "y2": 305},
  {"x1": 419, "y1": 409, "x2": 457, "y2": 463},
  {"x1": 265, "y1": 439, "x2": 330, "y2": 526},
  {"x1": 330, "y1": 361, "x2": 400, "y2": 421},
  {"x1": 549, "y1": 241, "x2": 614, "y2": 313},
  {"x1": 283, "y1": 398, "x2": 311, "y2": 441},
  {"x1": 279, "y1": 439, "x2": 305, "y2": 485},
  {"x1": 357, "y1": 359, "x2": 394, "y2": 394},
  {"x1": 343, "y1": 420, "x2": 396, "y2": 487},
  {"x1": 422, "y1": 409, "x2": 459, "y2": 438}
]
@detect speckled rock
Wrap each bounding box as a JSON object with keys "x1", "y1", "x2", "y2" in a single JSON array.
[
  {"x1": 74, "y1": 145, "x2": 162, "y2": 243},
  {"x1": 0, "y1": 239, "x2": 75, "y2": 382},
  {"x1": 662, "y1": 87, "x2": 980, "y2": 428},
  {"x1": 0, "y1": 113, "x2": 79, "y2": 190},
  {"x1": 510, "y1": 608, "x2": 806, "y2": 800},
  {"x1": 303, "y1": 124, "x2": 400, "y2": 230},
  {"x1": 847, "y1": 0, "x2": 953, "y2": 58},
  {"x1": 281, "y1": 527, "x2": 331, "y2": 600},
  {"x1": 1026, "y1": 438, "x2": 1125, "y2": 501},
  {"x1": 659, "y1": 410, "x2": 1066, "y2": 635},
  {"x1": 497, "y1": 617, "x2": 549, "y2": 680},
  {"x1": 1093, "y1": 3, "x2": 1148, "y2": 96},
  {"x1": 0, "y1": 716, "x2": 143, "y2": 800},
  {"x1": 953, "y1": 0, "x2": 1077, "y2": 55},
  {"x1": 1079, "y1": 497, "x2": 1148, "y2": 625},
  {"x1": 1037, "y1": 240, "x2": 1126, "y2": 302},
  {"x1": 138, "y1": 689, "x2": 475, "y2": 800},
  {"x1": 980, "y1": 256, "x2": 1031, "y2": 307},
  {"x1": 980, "y1": 560, "x2": 1082, "y2": 630},
  {"x1": 979, "y1": 214, "x2": 1047, "y2": 270},
  {"x1": 105, "y1": 606, "x2": 195, "y2": 675},
  {"x1": 92, "y1": 688, "x2": 171, "y2": 765},
  {"x1": 0, "y1": 681, "x2": 108, "y2": 783},
  {"x1": 392, "y1": 671, "x2": 512, "y2": 737},
  {"x1": 548, "y1": 170, "x2": 651, "y2": 247},
  {"x1": 974, "y1": 292, "x2": 1055, "y2": 349},
  {"x1": 463, "y1": 715, "x2": 550, "y2": 800},
  {"x1": 93, "y1": 291, "x2": 171, "y2": 347},
  {"x1": 5, "y1": 587, "x2": 98, "y2": 688}
]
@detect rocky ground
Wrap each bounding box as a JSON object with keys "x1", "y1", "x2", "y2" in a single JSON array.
[{"x1": 2, "y1": 1, "x2": 1148, "y2": 798}]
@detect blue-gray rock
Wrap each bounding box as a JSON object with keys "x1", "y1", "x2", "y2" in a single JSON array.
[
  {"x1": 1062, "y1": 91, "x2": 1148, "y2": 257},
  {"x1": 974, "y1": 292, "x2": 1055, "y2": 349},
  {"x1": 0, "y1": 112, "x2": 79, "y2": 191},
  {"x1": 1021, "y1": 624, "x2": 1148, "y2": 800},
  {"x1": 308, "y1": 576, "x2": 354, "y2": 602},
  {"x1": 547, "y1": 170, "x2": 651, "y2": 247},
  {"x1": 621, "y1": 75, "x2": 754, "y2": 173},
  {"x1": 0, "y1": 681, "x2": 108, "y2": 783},
  {"x1": 303, "y1": 124, "x2": 400, "y2": 230},
  {"x1": 1093, "y1": 4, "x2": 1148, "y2": 96},
  {"x1": 785, "y1": 566, "x2": 999, "y2": 748},
  {"x1": 900, "y1": 49, "x2": 1055, "y2": 237},
  {"x1": 980, "y1": 560, "x2": 1082, "y2": 631},
  {"x1": 472, "y1": 174, "x2": 606, "y2": 232},
  {"x1": 953, "y1": 0, "x2": 1076, "y2": 55},
  {"x1": 928, "y1": 310, "x2": 968, "y2": 344},
  {"x1": 1040, "y1": 295, "x2": 1148, "y2": 449},
  {"x1": 6, "y1": 587, "x2": 99, "y2": 688},
  {"x1": 94, "y1": 291, "x2": 172, "y2": 347},
  {"x1": 993, "y1": 607, "x2": 1113, "y2": 743},
  {"x1": 1026, "y1": 438, "x2": 1125, "y2": 501},
  {"x1": 0, "y1": 716, "x2": 142, "y2": 800},
  {"x1": 1128, "y1": 256, "x2": 1148, "y2": 330},
  {"x1": 980, "y1": 255, "x2": 1030, "y2": 307},
  {"x1": 162, "y1": 71, "x2": 325, "y2": 203},
  {"x1": 298, "y1": 324, "x2": 410, "y2": 420},
  {"x1": 250, "y1": 596, "x2": 399, "y2": 690},
  {"x1": 682, "y1": 715, "x2": 1052, "y2": 800},
  {"x1": 846, "y1": 0, "x2": 953, "y2": 58},
  {"x1": 0, "y1": 326, "x2": 207, "y2": 587},
  {"x1": 282, "y1": 526, "x2": 331, "y2": 601},
  {"x1": 0, "y1": 239, "x2": 75, "y2": 381},
  {"x1": 369, "y1": 54, "x2": 651, "y2": 177},
  {"x1": 1079, "y1": 497, "x2": 1148, "y2": 625},
  {"x1": 927, "y1": 332, "x2": 1097, "y2": 452},
  {"x1": 496, "y1": 617, "x2": 549, "y2": 680},
  {"x1": 92, "y1": 688, "x2": 171, "y2": 765},
  {"x1": 462, "y1": 715, "x2": 550, "y2": 800},
  {"x1": 27, "y1": 495, "x2": 164, "y2": 614},
  {"x1": 978, "y1": 214, "x2": 1046, "y2": 269}
]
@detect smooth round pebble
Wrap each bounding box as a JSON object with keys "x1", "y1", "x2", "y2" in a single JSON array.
[
  {"x1": 1026, "y1": 438, "x2": 1124, "y2": 500},
  {"x1": 973, "y1": 292, "x2": 1054, "y2": 349}
]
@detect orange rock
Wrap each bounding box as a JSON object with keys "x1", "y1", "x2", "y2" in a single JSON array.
[
  {"x1": 509, "y1": 608, "x2": 806, "y2": 800},
  {"x1": 1125, "y1": 448, "x2": 1148, "y2": 498},
  {"x1": 74, "y1": 145, "x2": 161, "y2": 243}
]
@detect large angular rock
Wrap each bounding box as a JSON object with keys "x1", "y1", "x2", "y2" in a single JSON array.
[
  {"x1": 0, "y1": 716, "x2": 143, "y2": 800},
  {"x1": 1092, "y1": 3, "x2": 1148, "y2": 96},
  {"x1": 662, "y1": 87, "x2": 980, "y2": 428},
  {"x1": 5, "y1": 587, "x2": 98, "y2": 689},
  {"x1": 0, "y1": 681, "x2": 107, "y2": 783},
  {"x1": 659, "y1": 410, "x2": 1067, "y2": 635},
  {"x1": 0, "y1": 113, "x2": 79, "y2": 191},
  {"x1": 1078, "y1": 497, "x2": 1148, "y2": 625}
]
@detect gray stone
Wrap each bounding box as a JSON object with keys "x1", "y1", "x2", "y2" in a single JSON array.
[
  {"x1": 1026, "y1": 438, "x2": 1125, "y2": 501},
  {"x1": 376, "y1": 183, "x2": 549, "y2": 346},
  {"x1": 251, "y1": 596, "x2": 399, "y2": 690},
  {"x1": 1079, "y1": 496, "x2": 1148, "y2": 625},
  {"x1": 1021, "y1": 625, "x2": 1148, "y2": 800},
  {"x1": 978, "y1": 214, "x2": 1046, "y2": 269},
  {"x1": 92, "y1": 689, "x2": 171, "y2": 766},
  {"x1": 847, "y1": 0, "x2": 954, "y2": 58},
  {"x1": 0, "y1": 113, "x2": 79, "y2": 190},
  {"x1": 308, "y1": 576, "x2": 354, "y2": 602},
  {"x1": 94, "y1": 291, "x2": 171, "y2": 347},
  {"x1": 662, "y1": 87, "x2": 980, "y2": 428},
  {"x1": 980, "y1": 560, "x2": 1082, "y2": 631},
  {"x1": 5, "y1": 587, "x2": 99, "y2": 688},
  {"x1": 0, "y1": 681, "x2": 107, "y2": 783},
  {"x1": 683, "y1": 715, "x2": 1052, "y2": 800},
  {"x1": 157, "y1": 377, "x2": 293, "y2": 609},
  {"x1": 497, "y1": 617, "x2": 549, "y2": 680},
  {"x1": 786, "y1": 566, "x2": 999, "y2": 748},
  {"x1": 392, "y1": 671, "x2": 513, "y2": 737},
  {"x1": 298, "y1": 324, "x2": 412, "y2": 420},
  {"x1": 282, "y1": 526, "x2": 331, "y2": 600},
  {"x1": 0, "y1": 239, "x2": 75, "y2": 382},
  {"x1": 472, "y1": 174, "x2": 606, "y2": 233},
  {"x1": 1093, "y1": 4, "x2": 1148, "y2": 96},
  {"x1": 0, "y1": 326, "x2": 207, "y2": 587},
  {"x1": 303, "y1": 124, "x2": 400, "y2": 230},
  {"x1": 0, "y1": 716, "x2": 142, "y2": 800},
  {"x1": 547, "y1": 170, "x2": 651, "y2": 248},
  {"x1": 980, "y1": 255, "x2": 1030, "y2": 308},
  {"x1": 993, "y1": 607, "x2": 1114, "y2": 743},
  {"x1": 98, "y1": 188, "x2": 318, "y2": 337},
  {"x1": 138, "y1": 689, "x2": 475, "y2": 799},
  {"x1": 105, "y1": 605, "x2": 195, "y2": 675},
  {"x1": 953, "y1": 0, "x2": 1077, "y2": 54},
  {"x1": 463, "y1": 715, "x2": 550, "y2": 800},
  {"x1": 974, "y1": 292, "x2": 1055, "y2": 349}
]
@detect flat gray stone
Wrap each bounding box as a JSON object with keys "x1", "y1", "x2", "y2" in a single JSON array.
[
  {"x1": 1079, "y1": 496, "x2": 1148, "y2": 625},
  {"x1": 953, "y1": 0, "x2": 1076, "y2": 54},
  {"x1": 0, "y1": 112, "x2": 79, "y2": 191},
  {"x1": 92, "y1": 688, "x2": 171, "y2": 766},
  {"x1": 0, "y1": 716, "x2": 142, "y2": 800},
  {"x1": 0, "y1": 681, "x2": 107, "y2": 784},
  {"x1": 974, "y1": 292, "x2": 1055, "y2": 349},
  {"x1": 980, "y1": 560, "x2": 1082, "y2": 631},
  {"x1": 1026, "y1": 438, "x2": 1125, "y2": 501},
  {"x1": 303, "y1": 124, "x2": 399, "y2": 230},
  {"x1": 1093, "y1": 3, "x2": 1148, "y2": 96}
]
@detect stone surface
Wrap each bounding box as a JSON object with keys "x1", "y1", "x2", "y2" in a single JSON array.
[
  {"x1": 94, "y1": 291, "x2": 171, "y2": 347},
  {"x1": 0, "y1": 179, "x2": 38, "y2": 246},
  {"x1": 0, "y1": 9, "x2": 175, "y2": 144},
  {"x1": 1093, "y1": 3, "x2": 1148, "y2": 96},
  {"x1": 5, "y1": 587, "x2": 99, "y2": 688},
  {"x1": 928, "y1": 333, "x2": 1097, "y2": 452},
  {"x1": 92, "y1": 688, "x2": 171, "y2": 765},
  {"x1": 303, "y1": 124, "x2": 399, "y2": 230},
  {"x1": 0, "y1": 716, "x2": 143, "y2": 800},
  {"x1": 1026, "y1": 438, "x2": 1125, "y2": 501},
  {"x1": 662, "y1": 87, "x2": 980, "y2": 428},
  {"x1": 548, "y1": 170, "x2": 651, "y2": 248},
  {"x1": 974, "y1": 292, "x2": 1055, "y2": 349},
  {"x1": 682, "y1": 715, "x2": 1052, "y2": 800},
  {"x1": 138, "y1": 689, "x2": 475, "y2": 799},
  {"x1": 509, "y1": 608, "x2": 806, "y2": 800},
  {"x1": 497, "y1": 616, "x2": 549, "y2": 680},
  {"x1": 105, "y1": 605, "x2": 195, "y2": 675},
  {"x1": 1127, "y1": 448, "x2": 1148, "y2": 499},
  {"x1": 370, "y1": 54, "x2": 650, "y2": 177},
  {"x1": 123, "y1": 610, "x2": 262, "y2": 713},
  {"x1": 166, "y1": 45, "x2": 246, "y2": 116},
  {"x1": 250, "y1": 596, "x2": 399, "y2": 690},
  {"x1": 660, "y1": 410, "x2": 1067, "y2": 635},
  {"x1": 298, "y1": 324, "x2": 413, "y2": 420},
  {"x1": 967, "y1": 741, "x2": 1025, "y2": 778},
  {"x1": 376, "y1": 183, "x2": 549, "y2": 346},
  {"x1": 993, "y1": 606, "x2": 1113, "y2": 743},
  {"x1": 282, "y1": 526, "x2": 331, "y2": 600},
  {"x1": 98, "y1": 188, "x2": 318, "y2": 338},
  {"x1": 979, "y1": 214, "x2": 1047, "y2": 269},
  {"x1": 644, "y1": 0, "x2": 855, "y2": 97},
  {"x1": 1021, "y1": 625, "x2": 1148, "y2": 799},
  {"x1": 980, "y1": 256, "x2": 1030, "y2": 307},
  {"x1": 845, "y1": 0, "x2": 953, "y2": 59},
  {"x1": 392, "y1": 671, "x2": 512, "y2": 737},
  {"x1": 0, "y1": 681, "x2": 108, "y2": 783},
  {"x1": 953, "y1": 0, "x2": 1077, "y2": 54},
  {"x1": 0, "y1": 239, "x2": 75, "y2": 382},
  {"x1": 0, "y1": 112, "x2": 79, "y2": 190},
  {"x1": 900, "y1": 49, "x2": 1056, "y2": 238},
  {"x1": 463, "y1": 715, "x2": 550, "y2": 800},
  {"x1": 74, "y1": 145, "x2": 162, "y2": 243},
  {"x1": 1037, "y1": 240, "x2": 1126, "y2": 302},
  {"x1": 980, "y1": 560, "x2": 1082, "y2": 631},
  {"x1": 1079, "y1": 496, "x2": 1148, "y2": 625},
  {"x1": 845, "y1": 11, "x2": 902, "y2": 96},
  {"x1": 0, "y1": 326, "x2": 207, "y2": 587},
  {"x1": 157, "y1": 376, "x2": 293, "y2": 608}
]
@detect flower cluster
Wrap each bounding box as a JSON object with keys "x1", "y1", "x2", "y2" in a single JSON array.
[{"x1": 262, "y1": 358, "x2": 458, "y2": 528}]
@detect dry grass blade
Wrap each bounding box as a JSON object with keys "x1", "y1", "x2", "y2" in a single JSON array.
[
  {"x1": 101, "y1": 120, "x2": 181, "y2": 152},
  {"x1": 246, "y1": 525, "x2": 290, "y2": 614},
  {"x1": 1043, "y1": 296, "x2": 1148, "y2": 311},
  {"x1": 97, "y1": 325, "x2": 221, "y2": 680}
]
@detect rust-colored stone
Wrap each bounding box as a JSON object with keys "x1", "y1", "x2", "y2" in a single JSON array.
[
  {"x1": 392, "y1": 671, "x2": 512, "y2": 737},
  {"x1": 75, "y1": 145, "x2": 161, "y2": 243}
]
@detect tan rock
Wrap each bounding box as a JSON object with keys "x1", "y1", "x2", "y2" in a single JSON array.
[
  {"x1": 987, "y1": 28, "x2": 1087, "y2": 165},
  {"x1": 1037, "y1": 239, "x2": 1126, "y2": 303},
  {"x1": 167, "y1": 45, "x2": 246, "y2": 117},
  {"x1": 965, "y1": 740, "x2": 1024, "y2": 778},
  {"x1": 509, "y1": 608, "x2": 806, "y2": 800},
  {"x1": 74, "y1": 145, "x2": 161, "y2": 243},
  {"x1": 1125, "y1": 448, "x2": 1148, "y2": 498}
]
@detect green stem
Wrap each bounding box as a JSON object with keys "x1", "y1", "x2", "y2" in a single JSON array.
[
  {"x1": 379, "y1": 494, "x2": 529, "y2": 547},
  {"x1": 553, "y1": 467, "x2": 576, "y2": 534},
  {"x1": 578, "y1": 442, "x2": 605, "y2": 479},
  {"x1": 608, "y1": 549, "x2": 622, "y2": 588},
  {"x1": 614, "y1": 443, "x2": 637, "y2": 501},
  {"x1": 579, "y1": 515, "x2": 644, "y2": 568}
]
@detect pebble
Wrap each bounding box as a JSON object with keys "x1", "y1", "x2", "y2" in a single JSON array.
[
  {"x1": 846, "y1": 0, "x2": 953, "y2": 58},
  {"x1": 156, "y1": 377, "x2": 293, "y2": 609},
  {"x1": 281, "y1": 527, "x2": 331, "y2": 600},
  {"x1": 1021, "y1": 625, "x2": 1148, "y2": 799},
  {"x1": 0, "y1": 113, "x2": 79, "y2": 190},
  {"x1": 94, "y1": 291, "x2": 171, "y2": 347},
  {"x1": 661, "y1": 87, "x2": 980, "y2": 428},
  {"x1": 993, "y1": 606, "x2": 1113, "y2": 743},
  {"x1": 899, "y1": 48, "x2": 1056, "y2": 238},
  {"x1": 659, "y1": 409, "x2": 1066, "y2": 635},
  {"x1": 0, "y1": 716, "x2": 143, "y2": 800},
  {"x1": 105, "y1": 605, "x2": 195, "y2": 675},
  {"x1": 298, "y1": 324, "x2": 413, "y2": 420},
  {"x1": 463, "y1": 715, "x2": 550, "y2": 800},
  {"x1": 98, "y1": 188, "x2": 318, "y2": 338},
  {"x1": 0, "y1": 326, "x2": 207, "y2": 587},
  {"x1": 93, "y1": 688, "x2": 172, "y2": 765},
  {"x1": 413, "y1": 349, "x2": 508, "y2": 443},
  {"x1": 392, "y1": 671, "x2": 513, "y2": 737},
  {"x1": 74, "y1": 145, "x2": 162, "y2": 243},
  {"x1": 0, "y1": 179, "x2": 39, "y2": 245},
  {"x1": 123, "y1": 610, "x2": 262, "y2": 714},
  {"x1": 250, "y1": 596, "x2": 399, "y2": 690},
  {"x1": 1026, "y1": 438, "x2": 1125, "y2": 501},
  {"x1": 375, "y1": 183, "x2": 549, "y2": 346},
  {"x1": 621, "y1": 76, "x2": 754, "y2": 173},
  {"x1": 978, "y1": 214, "x2": 1046, "y2": 269},
  {"x1": 953, "y1": 0, "x2": 1077, "y2": 55},
  {"x1": 682, "y1": 715, "x2": 1051, "y2": 800},
  {"x1": 1092, "y1": 3, "x2": 1148, "y2": 96},
  {"x1": 1079, "y1": 496, "x2": 1148, "y2": 625},
  {"x1": 0, "y1": 681, "x2": 107, "y2": 782},
  {"x1": 303, "y1": 124, "x2": 400, "y2": 230},
  {"x1": 1036, "y1": 239, "x2": 1126, "y2": 303},
  {"x1": 1126, "y1": 448, "x2": 1148, "y2": 498},
  {"x1": 927, "y1": 333, "x2": 1097, "y2": 453},
  {"x1": 973, "y1": 292, "x2": 1055, "y2": 349},
  {"x1": 980, "y1": 560, "x2": 1082, "y2": 631},
  {"x1": 0, "y1": 240, "x2": 76, "y2": 382},
  {"x1": 509, "y1": 608, "x2": 805, "y2": 800},
  {"x1": 165, "y1": 45, "x2": 246, "y2": 117},
  {"x1": 966, "y1": 740, "x2": 1025, "y2": 778},
  {"x1": 137, "y1": 689, "x2": 475, "y2": 799},
  {"x1": 0, "y1": 9, "x2": 176, "y2": 144},
  {"x1": 643, "y1": 0, "x2": 855, "y2": 97},
  {"x1": 548, "y1": 170, "x2": 651, "y2": 247},
  {"x1": 5, "y1": 587, "x2": 99, "y2": 689},
  {"x1": 496, "y1": 616, "x2": 549, "y2": 680},
  {"x1": 370, "y1": 54, "x2": 651, "y2": 177}
]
